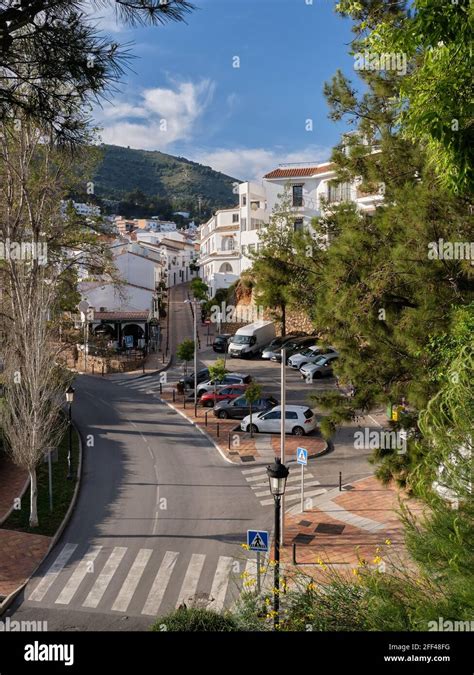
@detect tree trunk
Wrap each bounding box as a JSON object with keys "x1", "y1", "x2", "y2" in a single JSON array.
[
  {"x1": 281, "y1": 303, "x2": 286, "y2": 337},
  {"x1": 29, "y1": 467, "x2": 39, "y2": 528}
]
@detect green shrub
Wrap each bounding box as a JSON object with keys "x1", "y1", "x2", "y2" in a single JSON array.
[{"x1": 150, "y1": 607, "x2": 239, "y2": 632}]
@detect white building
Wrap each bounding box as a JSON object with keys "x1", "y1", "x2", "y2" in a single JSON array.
[
  {"x1": 61, "y1": 200, "x2": 101, "y2": 217},
  {"x1": 199, "y1": 207, "x2": 241, "y2": 296},
  {"x1": 198, "y1": 160, "x2": 384, "y2": 289}
]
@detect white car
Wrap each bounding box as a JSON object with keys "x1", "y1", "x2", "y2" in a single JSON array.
[
  {"x1": 300, "y1": 354, "x2": 339, "y2": 381},
  {"x1": 196, "y1": 373, "x2": 251, "y2": 397},
  {"x1": 240, "y1": 405, "x2": 318, "y2": 436},
  {"x1": 288, "y1": 345, "x2": 337, "y2": 369}
]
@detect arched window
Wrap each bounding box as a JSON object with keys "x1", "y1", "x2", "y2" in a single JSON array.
[
  {"x1": 219, "y1": 262, "x2": 233, "y2": 273},
  {"x1": 221, "y1": 237, "x2": 234, "y2": 251}
]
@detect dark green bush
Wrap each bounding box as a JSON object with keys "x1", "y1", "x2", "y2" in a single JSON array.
[{"x1": 150, "y1": 607, "x2": 239, "y2": 632}]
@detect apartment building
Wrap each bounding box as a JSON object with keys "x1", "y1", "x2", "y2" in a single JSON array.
[{"x1": 198, "y1": 160, "x2": 384, "y2": 291}]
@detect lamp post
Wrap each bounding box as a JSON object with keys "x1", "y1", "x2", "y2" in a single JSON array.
[
  {"x1": 267, "y1": 457, "x2": 289, "y2": 630},
  {"x1": 66, "y1": 385, "x2": 75, "y2": 480}
]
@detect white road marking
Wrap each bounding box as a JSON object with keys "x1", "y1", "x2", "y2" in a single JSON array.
[
  {"x1": 111, "y1": 549, "x2": 153, "y2": 612},
  {"x1": 176, "y1": 553, "x2": 206, "y2": 608},
  {"x1": 141, "y1": 551, "x2": 179, "y2": 616},
  {"x1": 254, "y1": 479, "x2": 320, "y2": 497},
  {"x1": 82, "y1": 547, "x2": 127, "y2": 609},
  {"x1": 28, "y1": 543, "x2": 78, "y2": 602},
  {"x1": 242, "y1": 467, "x2": 266, "y2": 475},
  {"x1": 55, "y1": 545, "x2": 102, "y2": 605},
  {"x1": 209, "y1": 556, "x2": 233, "y2": 611},
  {"x1": 249, "y1": 473, "x2": 312, "y2": 489},
  {"x1": 260, "y1": 488, "x2": 326, "y2": 507}
]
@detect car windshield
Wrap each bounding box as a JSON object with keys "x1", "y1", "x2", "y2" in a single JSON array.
[
  {"x1": 267, "y1": 338, "x2": 283, "y2": 349},
  {"x1": 233, "y1": 396, "x2": 246, "y2": 405},
  {"x1": 313, "y1": 356, "x2": 327, "y2": 365},
  {"x1": 300, "y1": 348, "x2": 314, "y2": 356},
  {"x1": 232, "y1": 335, "x2": 252, "y2": 344}
]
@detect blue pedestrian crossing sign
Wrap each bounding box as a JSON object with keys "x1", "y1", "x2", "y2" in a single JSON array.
[
  {"x1": 297, "y1": 447, "x2": 308, "y2": 465},
  {"x1": 247, "y1": 529, "x2": 269, "y2": 552}
]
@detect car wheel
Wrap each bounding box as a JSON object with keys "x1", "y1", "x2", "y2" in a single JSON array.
[
  {"x1": 218, "y1": 410, "x2": 229, "y2": 419},
  {"x1": 247, "y1": 424, "x2": 259, "y2": 434},
  {"x1": 313, "y1": 372, "x2": 322, "y2": 379},
  {"x1": 205, "y1": 400, "x2": 214, "y2": 407},
  {"x1": 293, "y1": 426, "x2": 305, "y2": 436}
]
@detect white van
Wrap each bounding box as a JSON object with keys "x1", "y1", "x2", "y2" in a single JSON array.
[{"x1": 227, "y1": 321, "x2": 276, "y2": 358}]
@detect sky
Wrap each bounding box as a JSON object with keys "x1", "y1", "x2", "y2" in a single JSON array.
[{"x1": 92, "y1": 0, "x2": 358, "y2": 181}]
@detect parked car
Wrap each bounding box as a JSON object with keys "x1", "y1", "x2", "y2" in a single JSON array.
[
  {"x1": 300, "y1": 354, "x2": 339, "y2": 381},
  {"x1": 200, "y1": 384, "x2": 248, "y2": 407},
  {"x1": 288, "y1": 345, "x2": 338, "y2": 369},
  {"x1": 197, "y1": 373, "x2": 252, "y2": 398},
  {"x1": 213, "y1": 394, "x2": 279, "y2": 419},
  {"x1": 212, "y1": 333, "x2": 233, "y2": 353},
  {"x1": 261, "y1": 332, "x2": 306, "y2": 360},
  {"x1": 227, "y1": 321, "x2": 276, "y2": 358},
  {"x1": 240, "y1": 405, "x2": 317, "y2": 436},
  {"x1": 271, "y1": 336, "x2": 319, "y2": 363},
  {"x1": 178, "y1": 367, "x2": 212, "y2": 390}
]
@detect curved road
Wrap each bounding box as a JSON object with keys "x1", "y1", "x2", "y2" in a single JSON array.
[{"x1": 7, "y1": 374, "x2": 273, "y2": 631}]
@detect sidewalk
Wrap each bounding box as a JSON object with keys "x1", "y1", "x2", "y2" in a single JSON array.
[
  {"x1": 0, "y1": 455, "x2": 51, "y2": 600},
  {"x1": 279, "y1": 475, "x2": 424, "y2": 581},
  {"x1": 159, "y1": 387, "x2": 327, "y2": 463}
]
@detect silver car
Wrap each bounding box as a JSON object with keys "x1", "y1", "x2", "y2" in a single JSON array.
[
  {"x1": 288, "y1": 345, "x2": 337, "y2": 369},
  {"x1": 300, "y1": 354, "x2": 339, "y2": 382}
]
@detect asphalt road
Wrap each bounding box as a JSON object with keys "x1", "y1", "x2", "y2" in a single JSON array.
[{"x1": 6, "y1": 374, "x2": 274, "y2": 631}]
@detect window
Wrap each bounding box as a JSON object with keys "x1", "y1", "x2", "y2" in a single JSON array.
[
  {"x1": 248, "y1": 243, "x2": 256, "y2": 253},
  {"x1": 304, "y1": 409, "x2": 314, "y2": 419},
  {"x1": 241, "y1": 244, "x2": 247, "y2": 255},
  {"x1": 294, "y1": 219, "x2": 304, "y2": 233},
  {"x1": 286, "y1": 411, "x2": 298, "y2": 420},
  {"x1": 241, "y1": 195, "x2": 247, "y2": 206},
  {"x1": 292, "y1": 184, "x2": 303, "y2": 207},
  {"x1": 250, "y1": 200, "x2": 260, "y2": 210},
  {"x1": 327, "y1": 182, "x2": 351, "y2": 203},
  {"x1": 232, "y1": 213, "x2": 239, "y2": 223},
  {"x1": 263, "y1": 411, "x2": 280, "y2": 420},
  {"x1": 241, "y1": 217, "x2": 247, "y2": 231},
  {"x1": 219, "y1": 262, "x2": 233, "y2": 273}
]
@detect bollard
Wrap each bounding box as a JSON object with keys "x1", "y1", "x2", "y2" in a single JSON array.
[
  {"x1": 92, "y1": 364, "x2": 94, "y2": 375},
  {"x1": 205, "y1": 411, "x2": 208, "y2": 427},
  {"x1": 101, "y1": 364, "x2": 104, "y2": 377},
  {"x1": 183, "y1": 395, "x2": 186, "y2": 409},
  {"x1": 159, "y1": 382, "x2": 162, "y2": 394},
  {"x1": 162, "y1": 352, "x2": 165, "y2": 364},
  {"x1": 216, "y1": 423, "x2": 220, "y2": 438},
  {"x1": 228, "y1": 432, "x2": 231, "y2": 450},
  {"x1": 194, "y1": 403, "x2": 197, "y2": 417},
  {"x1": 172, "y1": 389, "x2": 175, "y2": 403},
  {"x1": 142, "y1": 361, "x2": 145, "y2": 374},
  {"x1": 339, "y1": 471, "x2": 342, "y2": 491}
]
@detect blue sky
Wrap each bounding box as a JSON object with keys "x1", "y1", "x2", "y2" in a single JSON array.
[{"x1": 93, "y1": 0, "x2": 357, "y2": 180}]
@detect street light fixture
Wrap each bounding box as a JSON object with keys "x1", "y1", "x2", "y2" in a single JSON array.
[
  {"x1": 267, "y1": 457, "x2": 289, "y2": 630},
  {"x1": 66, "y1": 385, "x2": 75, "y2": 480}
]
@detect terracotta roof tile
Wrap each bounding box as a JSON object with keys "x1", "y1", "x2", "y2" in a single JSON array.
[{"x1": 263, "y1": 164, "x2": 335, "y2": 179}]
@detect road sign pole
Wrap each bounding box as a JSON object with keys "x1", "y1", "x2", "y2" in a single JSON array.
[
  {"x1": 301, "y1": 463, "x2": 304, "y2": 513},
  {"x1": 256, "y1": 551, "x2": 261, "y2": 594},
  {"x1": 48, "y1": 450, "x2": 53, "y2": 512}
]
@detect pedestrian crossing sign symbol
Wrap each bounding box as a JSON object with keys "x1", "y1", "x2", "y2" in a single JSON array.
[
  {"x1": 297, "y1": 447, "x2": 308, "y2": 465},
  {"x1": 247, "y1": 530, "x2": 269, "y2": 552}
]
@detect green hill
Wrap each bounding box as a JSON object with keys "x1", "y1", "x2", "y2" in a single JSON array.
[{"x1": 92, "y1": 144, "x2": 239, "y2": 218}]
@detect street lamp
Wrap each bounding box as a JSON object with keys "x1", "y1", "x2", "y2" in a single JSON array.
[
  {"x1": 66, "y1": 385, "x2": 75, "y2": 480},
  {"x1": 267, "y1": 457, "x2": 289, "y2": 630}
]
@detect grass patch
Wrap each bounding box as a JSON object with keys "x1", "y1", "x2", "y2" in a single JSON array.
[{"x1": 2, "y1": 424, "x2": 80, "y2": 537}]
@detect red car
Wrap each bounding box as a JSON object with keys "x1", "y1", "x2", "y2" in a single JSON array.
[{"x1": 200, "y1": 384, "x2": 248, "y2": 407}]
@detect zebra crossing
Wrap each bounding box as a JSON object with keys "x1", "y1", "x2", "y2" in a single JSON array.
[
  {"x1": 115, "y1": 370, "x2": 182, "y2": 396},
  {"x1": 242, "y1": 465, "x2": 327, "y2": 507},
  {"x1": 26, "y1": 543, "x2": 265, "y2": 617}
]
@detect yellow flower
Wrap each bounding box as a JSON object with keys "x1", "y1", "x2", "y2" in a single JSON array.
[
  {"x1": 373, "y1": 556, "x2": 382, "y2": 565},
  {"x1": 352, "y1": 568, "x2": 360, "y2": 577},
  {"x1": 241, "y1": 544, "x2": 250, "y2": 550},
  {"x1": 385, "y1": 539, "x2": 392, "y2": 546}
]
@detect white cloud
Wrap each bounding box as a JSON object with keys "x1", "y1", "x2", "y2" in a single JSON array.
[
  {"x1": 97, "y1": 79, "x2": 215, "y2": 149},
  {"x1": 190, "y1": 145, "x2": 331, "y2": 181}
]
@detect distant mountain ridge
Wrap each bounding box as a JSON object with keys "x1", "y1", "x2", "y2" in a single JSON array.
[{"x1": 92, "y1": 144, "x2": 239, "y2": 214}]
